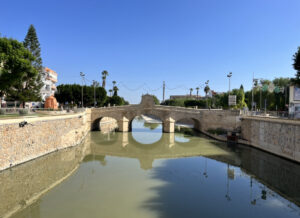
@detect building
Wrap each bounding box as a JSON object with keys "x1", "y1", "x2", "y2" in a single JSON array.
[
  {"x1": 289, "y1": 85, "x2": 300, "y2": 119},
  {"x1": 41, "y1": 67, "x2": 58, "y2": 101}
]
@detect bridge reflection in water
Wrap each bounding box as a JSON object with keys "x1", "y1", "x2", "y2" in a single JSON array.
[{"x1": 1, "y1": 122, "x2": 300, "y2": 218}]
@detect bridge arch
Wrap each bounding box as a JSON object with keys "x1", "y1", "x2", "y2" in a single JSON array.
[
  {"x1": 91, "y1": 116, "x2": 119, "y2": 131},
  {"x1": 175, "y1": 117, "x2": 202, "y2": 132}
]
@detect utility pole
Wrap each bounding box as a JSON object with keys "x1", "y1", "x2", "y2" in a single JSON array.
[
  {"x1": 80, "y1": 72, "x2": 85, "y2": 108},
  {"x1": 163, "y1": 81, "x2": 165, "y2": 102},
  {"x1": 227, "y1": 72, "x2": 232, "y2": 108},
  {"x1": 252, "y1": 73, "x2": 254, "y2": 111}
]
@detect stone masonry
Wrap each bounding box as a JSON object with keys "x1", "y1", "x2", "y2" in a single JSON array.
[
  {"x1": 241, "y1": 116, "x2": 300, "y2": 162},
  {"x1": 0, "y1": 111, "x2": 91, "y2": 171}
]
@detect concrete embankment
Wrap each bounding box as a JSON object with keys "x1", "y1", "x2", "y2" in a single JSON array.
[
  {"x1": 0, "y1": 109, "x2": 91, "y2": 171},
  {"x1": 241, "y1": 116, "x2": 300, "y2": 163}
]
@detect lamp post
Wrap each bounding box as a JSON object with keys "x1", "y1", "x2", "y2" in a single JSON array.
[
  {"x1": 80, "y1": 72, "x2": 85, "y2": 108},
  {"x1": 227, "y1": 72, "x2": 232, "y2": 108},
  {"x1": 227, "y1": 72, "x2": 232, "y2": 94},
  {"x1": 205, "y1": 80, "x2": 209, "y2": 108}
]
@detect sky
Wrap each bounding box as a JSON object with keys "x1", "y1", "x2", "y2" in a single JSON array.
[{"x1": 1, "y1": 0, "x2": 300, "y2": 103}]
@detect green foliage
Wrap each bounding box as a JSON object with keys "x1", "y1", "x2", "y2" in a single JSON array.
[
  {"x1": 231, "y1": 86, "x2": 247, "y2": 108},
  {"x1": 244, "y1": 77, "x2": 291, "y2": 111},
  {"x1": 273, "y1": 77, "x2": 290, "y2": 87},
  {"x1": 23, "y1": 24, "x2": 43, "y2": 73},
  {"x1": 0, "y1": 37, "x2": 42, "y2": 106},
  {"x1": 204, "y1": 85, "x2": 210, "y2": 95},
  {"x1": 184, "y1": 99, "x2": 206, "y2": 108},
  {"x1": 162, "y1": 99, "x2": 185, "y2": 107},
  {"x1": 101, "y1": 70, "x2": 108, "y2": 88},
  {"x1": 151, "y1": 95, "x2": 160, "y2": 105},
  {"x1": 105, "y1": 95, "x2": 126, "y2": 106},
  {"x1": 144, "y1": 122, "x2": 160, "y2": 130},
  {"x1": 207, "y1": 128, "x2": 227, "y2": 135},
  {"x1": 113, "y1": 86, "x2": 119, "y2": 96},
  {"x1": 162, "y1": 98, "x2": 211, "y2": 108},
  {"x1": 292, "y1": 47, "x2": 300, "y2": 85},
  {"x1": 55, "y1": 84, "x2": 107, "y2": 107}
]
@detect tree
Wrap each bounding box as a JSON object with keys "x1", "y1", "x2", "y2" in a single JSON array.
[
  {"x1": 189, "y1": 88, "x2": 193, "y2": 96},
  {"x1": 196, "y1": 87, "x2": 199, "y2": 99},
  {"x1": 0, "y1": 37, "x2": 42, "y2": 107},
  {"x1": 292, "y1": 47, "x2": 300, "y2": 85},
  {"x1": 151, "y1": 95, "x2": 160, "y2": 105},
  {"x1": 204, "y1": 85, "x2": 210, "y2": 96},
  {"x1": 101, "y1": 70, "x2": 108, "y2": 88},
  {"x1": 113, "y1": 86, "x2": 119, "y2": 96},
  {"x1": 55, "y1": 84, "x2": 107, "y2": 107},
  {"x1": 108, "y1": 89, "x2": 113, "y2": 97},
  {"x1": 23, "y1": 24, "x2": 43, "y2": 73},
  {"x1": 105, "y1": 95, "x2": 126, "y2": 106}
]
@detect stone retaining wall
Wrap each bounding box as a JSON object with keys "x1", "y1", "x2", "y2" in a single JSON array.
[
  {"x1": 0, "y1": 110, "x2": 91, "y2": 171},
  {"x1": 241, "y1": 117, "x2": 300, "y2": 162}
]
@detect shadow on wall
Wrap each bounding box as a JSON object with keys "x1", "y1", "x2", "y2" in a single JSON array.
[{"x1": 141, "y1": 144, "x2": 300, "y2": 218}]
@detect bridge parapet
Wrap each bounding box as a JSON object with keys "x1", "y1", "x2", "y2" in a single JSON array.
[{"x1": 90, "y1": 95, "x2": 241, "y2": 133}]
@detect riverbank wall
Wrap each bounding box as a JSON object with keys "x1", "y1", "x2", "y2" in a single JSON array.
[
  {"x1": 0, "y1": 109, "x2": 91, "y2": 171},
  {"x1": 241, "y1": 116, "x2": 300, "y2": 163}
]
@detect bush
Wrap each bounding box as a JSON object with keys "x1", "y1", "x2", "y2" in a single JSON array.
[
  {"x1": 162, "y1": 99, "x2": 185, "y2": 107},
  {"x1": 0, "y1": 109, "x2": 6, "y2": 115},
  {"x1": 19, "y1": 109, "x2": 28, "y2": 115},
  {"x1": 184, "y1": 99, "x2": 206, "y2": 108},
  {"x1": 207, "y1": 128, "x2": 227, "y2": 135}
]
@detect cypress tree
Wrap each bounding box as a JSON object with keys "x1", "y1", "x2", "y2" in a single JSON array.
[
  {"x1": 24, "y1": 24, "x2": 43, "y2": 73},
  {"x1": 23, "y1": 24, "x2": 43, "y2": 100}
]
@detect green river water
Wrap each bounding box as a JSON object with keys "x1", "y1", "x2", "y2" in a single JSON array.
[{"x1": 1, "y1": 119, "x2": 300, "y2": 218}]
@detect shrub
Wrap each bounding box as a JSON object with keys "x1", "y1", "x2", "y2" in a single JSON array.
[
  {"x1": 207, "y1": 128, "x2": 227, "y2": 135},
  {"x1": 0, "y1": 109, "x2": 6, "y2": 115},
  {"x1": 19, "y1": 109, "x2": 28, "y2": 115},
  {"x1": 184, "y1": 99, "x2": 206, "y2": 108}
]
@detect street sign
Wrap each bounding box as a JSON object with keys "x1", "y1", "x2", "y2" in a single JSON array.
[{"x1": 228, "y1": 95, "x2": 236, "y2": 106}]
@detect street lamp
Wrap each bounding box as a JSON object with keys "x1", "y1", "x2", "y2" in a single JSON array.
[
  {"x1": 80, "y1": 72, "x2": 85, "y2": 108},
  {"x1": 227, "y1": 72, "x2": 232, "y2": 94},
  {"x1": 205, "y1": 80, "x2": 209, "y2": 108}
]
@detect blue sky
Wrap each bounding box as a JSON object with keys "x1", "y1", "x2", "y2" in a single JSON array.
[{"x1": 1, "y1": 0, "x2": 300, "y2": 103}]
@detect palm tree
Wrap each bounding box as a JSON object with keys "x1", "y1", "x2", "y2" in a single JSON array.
[
  {"x1": 189, "y1": 88, "x2": 193, "y2": 97},
  {"x1": 113, "y1": 86, "x2": 119, "y2": 96},
  {"x1": 101, "y1": 70, "x2": 108, "y2": 88},
  {"x1": 109, "y1": 89, "x2": 113, "y2": 97},
  {"x1": 112, "y1": 81, "x2": 116, "y2": 87},
  {"x1": 196, "y1": 87, "x2": 199, "y2": 99},
  {"x1": 204, "y1": 85, "x2": 210, "y2": 96}
]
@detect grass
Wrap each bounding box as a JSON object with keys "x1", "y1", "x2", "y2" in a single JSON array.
[
  {"x1": 0, "y1": 113, "x2": 49, "y2": 120},
  {"x1": 207, "y1": 128, "x2": 227, "y2": 135}
]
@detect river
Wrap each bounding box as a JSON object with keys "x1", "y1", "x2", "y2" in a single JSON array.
[{"x1": 1, "y1": 118, "x2": 300, "y2": 218}]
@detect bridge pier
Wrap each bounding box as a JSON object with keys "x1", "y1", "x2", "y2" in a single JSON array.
[
  {"x1": 163, "y1": 117, "x2": 175, "y2": 133},
  {"x1": 117, "y1": 117, "x2": 129, "y2": 132}
]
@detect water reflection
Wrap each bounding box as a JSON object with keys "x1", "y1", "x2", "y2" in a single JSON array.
[
  {"x1": 1, "y1": 119, "x2": 300, "y2": 218},
  {"x1": 131, "y1": 117, "x2": 163, "y2": 144}
]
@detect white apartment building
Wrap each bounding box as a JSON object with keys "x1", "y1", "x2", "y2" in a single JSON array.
[{"x1": 41, "y1": 67, "x2": 58, "y2": 101}]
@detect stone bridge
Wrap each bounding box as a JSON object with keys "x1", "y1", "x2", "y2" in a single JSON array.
[{"x1": 89, "y1": 95, "x2": 240, "y2": 133}]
